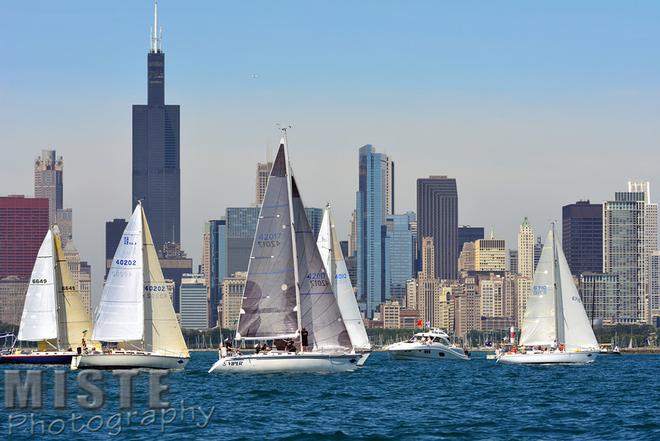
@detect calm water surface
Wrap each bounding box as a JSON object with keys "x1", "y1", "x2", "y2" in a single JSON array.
[{"x1": 1, "y1": 351, "x2": 659, "y2": 440}]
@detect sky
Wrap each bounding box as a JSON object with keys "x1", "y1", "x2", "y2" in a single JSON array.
[{"x1": 2, "y1": 1, "x2": 660, "y2": 305}]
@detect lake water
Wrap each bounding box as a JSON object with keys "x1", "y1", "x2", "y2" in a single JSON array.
[{"x1": 1, "y1": 351, "x2": 659, "y2": 440}]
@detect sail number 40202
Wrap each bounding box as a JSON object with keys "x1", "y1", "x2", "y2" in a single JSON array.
[{"x1": 115, "y1": 259, "x2": 137, "y2": 266}]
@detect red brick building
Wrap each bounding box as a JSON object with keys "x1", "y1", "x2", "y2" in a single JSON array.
[{"x1": 0, "y1": 195, "x2": 49, "y2": 278}]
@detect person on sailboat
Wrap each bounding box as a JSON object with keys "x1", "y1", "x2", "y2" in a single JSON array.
[{"x1": 301, "y1": 328, "x2": 309, "y2": 349}]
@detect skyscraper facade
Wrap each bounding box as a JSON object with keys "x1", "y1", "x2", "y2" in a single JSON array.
[
  {"x1": 0, "y1": 196, "x2": 49, "y2": 278},
  {"x1": 385, "y1": 214, "x2": 414, "y2": 303},
  {"x1": 34, "y1": 149, "x2": 63, "y2": 226},
  {"x1": 416, "y1": 176, "x2": 458, "y2": 280},
  {"x1": 255, "y1": 161, "x2": 272, "y2": 205},
  {"x1": 356, "y1": 145, "x2": 394, "y2": 318},
  {"x1": 562, "y1": 200, "x2": 603, "y2": 276},
  {"x1": 517, "y1": 218, "x2": 534, "y2": 279},
  {"x1": 132, "y1": 3, "x2": 180, "y2": 254},
  {"x1": 203, "y1": 219, "x2": 226, "y2": 327},
  {"x1": 226, "y1": 207, "x2": 260, "y2": 276},
  {"x1": 474, "y1": 235, "x2": 506, "y2": 272},
  {"x1": 304, "y1": 207, "x2": 324, "y2": 240},
  {"x1": 179, "y1": 274, "x2": 208, "y2": 329},
  {"x1": 603, "y1": 184, "x2": 656, "y2": 323}
]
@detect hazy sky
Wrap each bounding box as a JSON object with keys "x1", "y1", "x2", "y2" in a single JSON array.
[{"x1": 2, "y1": 1, "x2": 660, "y2": 304}]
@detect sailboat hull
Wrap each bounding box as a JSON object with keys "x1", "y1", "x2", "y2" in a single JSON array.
[
  {"x1": 208, "y1": 351, "x2": 361, "y2": 373},
  {"x1": 496, "y1": 351, "x2": 596, "y2": 365},
  {"x1": 72, "y1": 352, "x2": 189, "y2": 370},
  {"x1": 1, "y1": 352, "x2": 75, "y2": 365}
]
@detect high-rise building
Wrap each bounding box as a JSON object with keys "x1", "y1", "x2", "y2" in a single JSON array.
[
  {"x1": 356, "y1": 145, "x2": 394, "y2": 318},
  {"x1": 202, "y1": 219, "x2": 226, "y2": 327},
  {"x1": 458, "y1": 226, "x2": 484, "y2": 257},
  {"x1": 517, "y1": 218, "x2": 534, "y2": 279},
  {"x1": 508, "y1": 250, "x2": 518, "y2": 274},
  {"x1": 179, "y1": 274, "x2": 208, "y2": 329},
  {"x1": 562, "y1": 200, "x2": 603, "y2": 276},
  {"x1": 380, "y1": 300, "x2": 401, "y2": 329},
  {"x1": 34, "y1": 149, "x2": 63, "y2": 226},
  {"x1": 385, "y1": 214, "x2": 414, "y2": 303},
  {"x1": 0, "y1": 276, "x2": 29, "y2": 326},
  {"x1": 159, "y1": 242, "x2": 193, "y2": 313},
  {"x1": 132, "y1": 2, "x2": 181, "y2": 254},
  {"x1": 348, "y1": 209, "x2": 358, "y2": 257},
  {"x1": 305, "y1": 207, "x2": 324, "y2": 240},
  {"x1": 603, "y1": 183, "x2": 657, "y2": 323},
  {"x1": 416, "y1": 176, "x2": 458, "y2": 280},
  {"x1": 220, "y1": 272, "x2": 247, "y2": 329},
  {"x1": 56, "y1": 208, "x2": 73, "y2": 246},
  {"x1": 458, "y1": 242, "x2": 476, "y2": 273},
  {"x1": 0, "y1": 196, "x2": 49, "y2": 278},
  {"x1": 650, "y1": 252, "x2": 660, "y2": 322},
  {"x1": 579, "y1": 273, "x2": 620, "y2": 325},
  {"x1": 63, "y1": 240, "x2": 81, "y2": 291},
  {"x1": 226, "y1": 207, "x2": 259, "y2": 276},
  {"x1": 105, "y1": 218, "x2": 128, "y2": 277},
  {"x1": 256, "y1": 161, "x2": 273, "y2": 205},
  {"x1": 79, "y1": 261, "x2": 92, "y2": 315},
  {"x1": 406, "y1": 212, "x2": 418, "y2": 272},
  {"x1": 474, "y1": 233, "x2": 506, "y2": 272}
]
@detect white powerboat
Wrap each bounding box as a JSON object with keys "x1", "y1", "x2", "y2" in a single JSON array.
[
  {"x1": 497, "y1": 225, "x2": 599, "y2": 365},
  {"x1": 209, "y1": 134, "x2": 361, "y2": 374},
  {"x1": 71, "y1": 203, "x2": 190, "y2": 370},
  {"x1": 387, "y1": 329, "x2": 470, "y2": 360}
]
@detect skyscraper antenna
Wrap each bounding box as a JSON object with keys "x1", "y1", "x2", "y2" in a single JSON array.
[{"x1": 150, "y1": 0, "x2": 161, "y2": 53}]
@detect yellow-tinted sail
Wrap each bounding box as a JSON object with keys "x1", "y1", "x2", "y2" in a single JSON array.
[
  {"x1": 53, "y1": 227, "x2": 99, "y2": 350},
  {"x1": 141, "y1": 208, "x2": 189, "y2": 357}
]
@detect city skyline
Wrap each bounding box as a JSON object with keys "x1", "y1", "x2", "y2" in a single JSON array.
[{"x1": 3, "y1": 1, "x2": 660, "y2": 303}]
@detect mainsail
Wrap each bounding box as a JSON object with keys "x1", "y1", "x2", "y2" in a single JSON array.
[
  {"x1": 142, "y1": 208, "x2": 189, "y2": 357},
  {"x1": 293, "y1": 179, "x2": 351, "y2": 352},
  {"x1": 17, "y1": 230, "x2": 58, "y2": 342},
  {"x1": 317, "y1": 205, "x2": 371, "y2": 351},
  {"x1": 53, "y1": 227, "x2": 96, "y2": 350},
  {"x1": 520, "y1": 229, "x2": 557, "y2": 347},
  {"x1": 93, "y1": 205, "x2": 144, "y2": 342},
  {"x1": 236, "y1": 144, "x2": 298, "y2": 340}
]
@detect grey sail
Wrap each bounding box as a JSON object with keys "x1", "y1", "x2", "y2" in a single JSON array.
[
  {"x1": 236, "y1": 145, "x2": 298, "y2": 340},
  {"x1": 292, "y1": 178, "x2": 351, "y2": 351}
]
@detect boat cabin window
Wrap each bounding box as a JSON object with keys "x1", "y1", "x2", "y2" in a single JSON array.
[{"x1": 433, "y1": 337, "x2": 449, "y2": 345}]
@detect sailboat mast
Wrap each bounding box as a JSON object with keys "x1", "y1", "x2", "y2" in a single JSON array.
[
  {"x1": 552, "y1": 223, "x2": 565, "y2": 345},
  {"x1": 282, "y1": 130, "x2": 304, "y2": 352},
  {"x1": 52, "y1": 232, "x2": 63, "y2": 351}
]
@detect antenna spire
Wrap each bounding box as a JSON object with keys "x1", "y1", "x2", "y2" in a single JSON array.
[{"x1": 150, "y1": 0, "x2": 162, "y2": 53}]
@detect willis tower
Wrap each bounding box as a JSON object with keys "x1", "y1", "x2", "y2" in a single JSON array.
[{"x1": 132, "y1": 0, "x2": 180, "y2": 254}]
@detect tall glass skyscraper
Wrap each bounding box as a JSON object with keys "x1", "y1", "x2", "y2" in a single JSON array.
[
  {"x1": 132, "y1": 2, "x2": 180, "y2": 254},
  {"x1": 356, "y1": 145, "x2": 394, "y2": 318},
  {"x1": 385, "y1": 214, "x2": 414, "y2": 303},
  {"x1": 562, "y1": 200, "x2": 603, "y2": 276},
  {"x1": 226, "y1": 207, "x2": 260, "y2": 277}
]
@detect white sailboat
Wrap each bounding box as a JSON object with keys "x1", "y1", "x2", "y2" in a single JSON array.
[
  {"x1": 2, "y1": 227, "x2": 95, "y2": 364},
  {"x1": 209, "y1": 135, "x2": 362, "y2": 373},
  {"x1": 316, "y1": 204, "x2": 372, "y2": 365},
  {"x1": 497, "y1": 225, "x2": 599, "y2": 365},
  {"x1": 71, "y1": 203, "x2": 189, "y2": 370}
]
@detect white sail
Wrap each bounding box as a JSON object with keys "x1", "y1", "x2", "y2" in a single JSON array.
[
  {"x1": 557, "y1": 245, "x2": 598, "y2": 350},
  {"x1": 142, "y1": 208, "x2": 189, "y2": 357},
  {"x1": 17, "y1": 230, "x2": 58, "y2": 342},
  {"x1": 93, "y1": 205, "x2": 144, "y2": 342},
  {"x1": 519, "y1": 230, "x2": 556, "y2": 347},
  {"x1": 317, "y1": 205, "x2": 371, "y2": 351}
]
